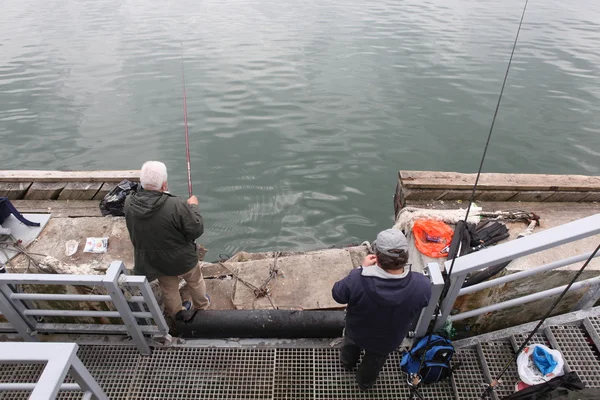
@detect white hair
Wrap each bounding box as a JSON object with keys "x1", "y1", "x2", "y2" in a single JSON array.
[{"x1": 140, "y1": 161, "x2": 168, "y2": 191}]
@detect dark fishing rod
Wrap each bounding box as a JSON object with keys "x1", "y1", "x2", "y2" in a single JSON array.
[
  {"x1": 408, "y1": 0, "x2": 531, "y2": 398},
  {"x1": 181, "y1": 44, "x2": 193, "y2": 197},
  {"x1": 447, "y1": 0, "x2": 530, "y2": 281}
]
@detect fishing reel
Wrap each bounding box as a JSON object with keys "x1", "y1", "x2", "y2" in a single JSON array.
[{"x1": 406, "y1": 373, "x2": 426, "y2": 400}]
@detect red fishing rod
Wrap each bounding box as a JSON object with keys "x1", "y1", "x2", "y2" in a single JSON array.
[{"x1": 181, "y1": 45, "x2": 193, "y2": 197}]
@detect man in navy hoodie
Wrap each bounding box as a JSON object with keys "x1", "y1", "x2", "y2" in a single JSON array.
[{"x1": 332, "y1": 228, "x2": 432, "y2": 390}]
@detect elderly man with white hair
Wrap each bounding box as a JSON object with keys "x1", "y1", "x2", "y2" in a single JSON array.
[{"x1": 125, "y1": 161, "x2": 209, "y2": 322}]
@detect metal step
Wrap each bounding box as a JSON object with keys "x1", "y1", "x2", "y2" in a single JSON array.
[
  {"x1": 450, "y1": 347, "x2": 491, "y2": 400},
  {"x1": 478, "y1": 340, "x2": 520, "y2": 399},
  {"x1": 584, "y1": 316, "x2": 600, "y2": 353},
  {"x1": 589, "y1": 316, "x2": 600, "y2": 337},
  {"x1": 510, "y1": 332, "x2": 552, "y2": 350},
  {"x1": 549, "y1": 324, "x2": 600, "y2": 388}
]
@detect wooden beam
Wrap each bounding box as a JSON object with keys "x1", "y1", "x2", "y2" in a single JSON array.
[
  {"x1": 58, "y1": 182, "x2": 103, "y2": 200},
  {"x1": 24, "y1": 182, "x2": 67, "y2": 200},
  {"x1": 0, "y1": 182, "x2": 32, "y2": 200},
  {"x1": 0, "y1": 170, "x2": 140, "y2": 183},
  {"x1": 91, "y1": 182, "x2": 117, "y2": 200},
  {"x1": 400, "y1": 171, "x2": 600, "y2": 192},
  {"x1": 10, "y1": 200, "x2": 101, "y2": 218}
]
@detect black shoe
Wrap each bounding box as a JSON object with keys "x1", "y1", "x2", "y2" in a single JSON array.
[
  {"x1": 175, "y1": 309, "x2": 197, "y2": 322},
  {"x1": 341, "y1": 362, "x2": 356, "y2": 372},
  {"x1": 358, "y1": 384, "x2": 374, "y2": 392}
]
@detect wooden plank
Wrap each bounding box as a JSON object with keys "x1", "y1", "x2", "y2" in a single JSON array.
[
  {"x1": 582, "y1": 193, "x2": 600, "y2": 202},
  {"x1": 0, "y1": 182, "x2": 32, "y2": 200},
  {"x1": 23, "y1": 182, "x2": 67, "y2": 200},
  {"x1": 509, "y1": 191, "x2": 555, "y2": 202},
  {"x1": 11, "y1": 200, "x2": 100, "y2": 210},
  {"x1": 0, "y1": 170, "x2": 139, "y2": 183},
  {"x1": 544, "y1": 191, "x2": 594, "y2": 202},
  {"x1": 400, "y1": 171, "x2": 600, "y2": 192},
  {"x1": 11, "y1": 200, "x2": 101, "y2": 218},
  {"x1": 58, "y1": 182, "x2": 102, "y2": 200},
  {"x1": 475, "y1": 191, "x2": 519, "y2": 202},
  {"x1": 434, "y1": 190, "x2": 519, "y2": 202},
  {"x1": 92, "y1": 182, "x2": 116, "y2": 200},
  {"x1": 403, "y1": 188, "x2": 445, "y2": 201}
]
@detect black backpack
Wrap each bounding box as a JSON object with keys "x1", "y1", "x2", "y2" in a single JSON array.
[{"x1": 446, "y1": 220, "x2": 511, "y2": 288}]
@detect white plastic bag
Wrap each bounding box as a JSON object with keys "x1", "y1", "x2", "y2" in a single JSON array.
[
  {"x1": 83, "y1": 237, "x2": 109, "y2": 254},
  {"x1": 65, "y1": 240, "x2": 79, "y2": 256},
  {"x1": 517, "y1": 344, "x2": 564, "y2": 386}
]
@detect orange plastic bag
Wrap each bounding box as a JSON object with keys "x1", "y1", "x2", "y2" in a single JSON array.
[{"x1": 413, "y1": 219, "x2": 454, "y2": 258}]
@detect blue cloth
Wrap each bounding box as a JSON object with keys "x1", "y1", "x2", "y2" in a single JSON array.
[
  {"x1": 533, "y1": 345, "x2": 557, "y2": 375},
  {"x1": 0, "y1": 198, "x2": 40, "y2": 227},
  {"x1": 332, "y1": 268, "x2": 431, "y2": 355}
]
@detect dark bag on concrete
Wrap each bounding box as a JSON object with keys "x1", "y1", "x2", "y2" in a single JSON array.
[
  {"x1": 99, "y1": 180, "x2": 138, "y2": 216},
  {"x1": 446, "y1": 220, "x2": 511, "y2": 289}
]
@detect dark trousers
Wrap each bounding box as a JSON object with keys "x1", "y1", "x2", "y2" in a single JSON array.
[{"x1": 340, "y1": 336, "x2": 389, "y2": 390}]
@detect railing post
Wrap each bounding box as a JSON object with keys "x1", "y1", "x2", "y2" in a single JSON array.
[
  {"x1": 136, "y1": 279, "x2": 169, "y2": 336},
  {"x1": 414, "y1": 262, "x2": 445, "y2": 338},
  {"x1": 574, "y1": 281, "x2": 600, "y2": 311},
  {"x1": 0, "y1": 283, "x2": 38, "y2": 341},
  {"x1": 69, "y1": 357, "x2": 109, "y2": 400},
  {"x1": 119, "y1": 268, "x2": 152, "y2": 327},
  {"x1": 434, "y1": 271, "x2": 468, "y2": 331},
  {"x1": 103, "y1": 261, "x2": 151, "y2": 355}
]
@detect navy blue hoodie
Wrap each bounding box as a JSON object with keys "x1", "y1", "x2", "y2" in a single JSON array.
[{"x1": 332, "y1": 266, "x2": 431, "y2": 355}]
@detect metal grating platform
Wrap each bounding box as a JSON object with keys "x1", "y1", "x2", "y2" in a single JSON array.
[
  {"x1": 479, "y1": 341, "x2": 519, "y2": 399},
  {"x1": 275, "y1": 348, "x2": 314, "y2": 400},
  {"x1": 1, "y1": 346, "x2": 448, "y2": 400},
  {"x1": 130, "y1": 347, "x2": 276, "y2": 399},
  {"x1": 550, "y1": 325, "x2": 600, "y2": 388},
  {"x1": 0, "y1": 364, "x2": 46, "y2": 400},
  {"x1": 1, "y1": 307, "x2": 600, "y2": 400},
  {"x1": 451, "y1": 348, "x2": 488, "y2": 400}
]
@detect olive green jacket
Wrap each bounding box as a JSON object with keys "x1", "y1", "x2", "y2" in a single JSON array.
[{"x1": 124, "y1": 189, "x2": 203, "y2": 281}]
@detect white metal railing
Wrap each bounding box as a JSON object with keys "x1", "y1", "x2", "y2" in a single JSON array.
[
  {"x1": 0, "y1": 342, "x2": 108, "y2": 400},
  {"x1": 0, "y1": 261, "x2": 169, "y2": 355},
  {"x1": 414, "y1": 213, "x2": 600, "y2": 335}
]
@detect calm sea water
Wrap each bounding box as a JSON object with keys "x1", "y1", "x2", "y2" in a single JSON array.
[{"x1": 1, "y1": 0, "x2": 600, "y2": 259}]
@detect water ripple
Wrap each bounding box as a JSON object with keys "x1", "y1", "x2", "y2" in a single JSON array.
[{"x1": 1, "y1": 0, "x2": 600, "y2": 258}]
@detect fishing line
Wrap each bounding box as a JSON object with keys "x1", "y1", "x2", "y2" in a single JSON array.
[
  {"x1": 446, "y1": 0, "x2": 529, "y2": 284},
  {"x1": 409, "y1": 0, "x2": 530, "y2": 396},
  {"x1": 181, "y1": 43, "x2": 193, "y2": 197}
]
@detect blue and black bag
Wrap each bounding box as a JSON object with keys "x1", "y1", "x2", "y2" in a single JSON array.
[{"x1": 400, "y1": 334, "x2": 455, "y2": 384}]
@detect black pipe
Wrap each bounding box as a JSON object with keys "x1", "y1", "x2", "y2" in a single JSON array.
[{"x1": 177, "y1": 310, "x2": 346, "y2": 339}]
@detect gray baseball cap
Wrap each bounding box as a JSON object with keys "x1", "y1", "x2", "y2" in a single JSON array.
[{"x1": 372, "y1": 229, "x2": 408, "y2": 257}]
